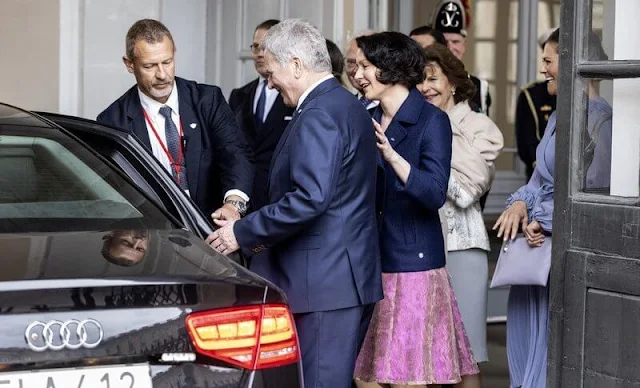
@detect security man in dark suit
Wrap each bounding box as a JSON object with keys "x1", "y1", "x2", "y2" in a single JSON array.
[
  {"x1": 228, "y1": 19, "x2": 295, "y2": 212},
  {"x1": 98, "y1": 19, "x2": 254, "y2": 222}
]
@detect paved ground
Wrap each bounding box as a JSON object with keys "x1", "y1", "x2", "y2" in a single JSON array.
[{"x1": 479, "y1": 323, "x2": 509, "y2": 387}]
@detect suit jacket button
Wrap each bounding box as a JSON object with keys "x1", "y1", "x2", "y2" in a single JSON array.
[{"x1": 418, "y1": 252, "x2": 424, "y2": 259}]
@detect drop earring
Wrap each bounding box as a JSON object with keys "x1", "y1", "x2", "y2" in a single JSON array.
[{"x1": 452, "y1": 89, "x2": 456, "y2": 95}]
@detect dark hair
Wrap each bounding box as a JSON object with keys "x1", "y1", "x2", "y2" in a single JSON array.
[
  {"x1": 409, "y1": 25, "x2": 447, "y2": 46},
  {"x1": 256, "y1": 19, "x2": 280, "y2": 31},
  {"x1": 126, "y1": 19, "x2": 174, "y2": 61},
  {"x1": 356, "y1": 31, "x2": 426, "y2": 88},
  {"x1": 543, "y1": 28, "x2": 607, "y2": 61},
  {"x1": 424, "y1": 43, "x2": 476, "y2": 104},
  {"x1": 326, "y1": 39, "x2": 345, "y2": 85},
  {"x1": 544, "y1": 28, "x2": 560, "y2": 51}
]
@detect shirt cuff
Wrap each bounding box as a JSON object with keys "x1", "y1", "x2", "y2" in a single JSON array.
[{"x1": 224, "y1": 189, "x2": 249, "y2": 203}]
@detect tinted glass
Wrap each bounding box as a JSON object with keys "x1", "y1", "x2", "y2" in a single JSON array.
[
  {"x1": 0, "y1": 124, "x2": 177, "y2": 233},
  {"x1": 0, "y1": 105, "x2": 50, "y2": 128}
]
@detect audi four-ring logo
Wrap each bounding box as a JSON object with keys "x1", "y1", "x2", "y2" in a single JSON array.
[{"x1": 25, "y1": 319, "x2": 104, "y2": 351}]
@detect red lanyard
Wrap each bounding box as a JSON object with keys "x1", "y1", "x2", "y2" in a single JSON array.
[{"x1": 142, "y1": 109, "x2": 185, "y2": 183}]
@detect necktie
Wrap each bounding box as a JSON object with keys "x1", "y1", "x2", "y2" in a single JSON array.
[
  {"x1": 158, "y1": 106, "x2": 188, "y2": 190},
  {"x1": 359, "y1": 95, "x2": 372, "y2": 107},
  {"x1": 254, "y1": 79, "x2": 268, "y2": 127}
]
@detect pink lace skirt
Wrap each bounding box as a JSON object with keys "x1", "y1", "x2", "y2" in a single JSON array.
[{"x1": 354, "y1": 268, "x2": 479, "y2": 385}]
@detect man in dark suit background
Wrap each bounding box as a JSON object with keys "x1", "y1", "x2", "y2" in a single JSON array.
[
  {"x1": 228, "y1": 19, "x2": 294, "y2": 212},
  {"x1": 98, "y1": 19, "x2": 253, "y2": 221},
  {"x1": 207, "y1": 19, "x2": 383, "y2": 388}
]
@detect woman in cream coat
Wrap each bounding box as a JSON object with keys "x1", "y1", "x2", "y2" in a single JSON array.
[{"x1": 419, "y1": 44, "x2": 504, "y2": 366}]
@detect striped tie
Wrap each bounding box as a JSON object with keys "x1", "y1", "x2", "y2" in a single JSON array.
[
  {"x1": 359, "y1": 96, "x2": 372, "y2": 107},
  {"x1": 159, "y1": 106, "x2": 188, "y2": 190}
]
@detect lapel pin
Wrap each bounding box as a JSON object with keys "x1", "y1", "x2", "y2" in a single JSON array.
[{"x1": 190, "y1": 123, "x2": 197, "y2": 129}]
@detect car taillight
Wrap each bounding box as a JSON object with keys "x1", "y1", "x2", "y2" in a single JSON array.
[{"x1": 185, "y1": 304, "x2": 300, "y2": 370}]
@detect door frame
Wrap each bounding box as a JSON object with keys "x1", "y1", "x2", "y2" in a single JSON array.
[{"x1": 548, "y1": 0, "x2": 640, "y2": 386}]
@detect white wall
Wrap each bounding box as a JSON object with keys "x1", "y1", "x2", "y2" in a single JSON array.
[
  {"x1": 55, "y1": 0, "x2": 344, "y2": 118},
  {"x1": 2, "y1": 0, "x2": 363, "y2": 117},
  {"x1": 0, "y1": 0, "x2": 60, "y2": 112},
  {"x1": 599, "y1": 0, "x2": 615, "y2": 104},
  {"x1": 60, "y1": 0, "x2": 207, "y2": 120},
  {"x1": 609, "y1": 0, "x2": 640, "y2": 197}
]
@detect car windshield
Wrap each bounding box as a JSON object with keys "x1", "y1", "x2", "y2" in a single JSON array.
[{"x1": 0, "y1": 123, "x2": 178, "y2": 233}]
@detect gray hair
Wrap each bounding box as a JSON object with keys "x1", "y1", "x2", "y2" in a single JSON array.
[
  {"x1": 261, "y1": 19, "x2": 332, "y2": 73},
  {"x1": 126, "y1": 19, "x2": 175, "y2": 61}
]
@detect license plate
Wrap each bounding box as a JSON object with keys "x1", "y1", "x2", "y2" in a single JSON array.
[{"x1": 0, "y1": 364, "x2": 152, "y2": 388}]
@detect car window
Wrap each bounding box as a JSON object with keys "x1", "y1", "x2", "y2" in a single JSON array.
[
  {"x1": 73, "y1": 132, "x2": 183, "y2": 214},
  {"x1": 65, "y1": 128, "x2": 191, "y2": 231},
  {"x1": 0, "y1": 126, "x2": 178, "y2": 233},
  {"x1": 109, "y1": 150, "x2": 165, "y2": 206}
]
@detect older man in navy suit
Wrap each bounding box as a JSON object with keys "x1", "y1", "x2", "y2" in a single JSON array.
[
  {"x1": 98, "y1": 19, "x2": 254, "y2": 221},
  {"x1": 207, "y1": 19, "x2": 383, "y2": 388}
]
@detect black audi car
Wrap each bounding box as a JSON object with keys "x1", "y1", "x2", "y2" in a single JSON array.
[{"x1": 0, "y1": 103, "x2": 303, "y2": 387}]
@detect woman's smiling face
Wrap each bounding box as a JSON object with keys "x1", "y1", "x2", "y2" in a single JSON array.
[
  {"x1": 417, "y1": 61, "x2": 454, "y2": 110},
  {"x1": 541, "y1": 41, "x2": 559, "y2": 96},
  {"x1": 353, "y1": 49, "x2": 392, "y2": 101}
]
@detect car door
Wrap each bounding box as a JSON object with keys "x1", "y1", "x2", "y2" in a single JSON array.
[{"x1": 36, "y1": 112, "x2": 247, "y2": 266}]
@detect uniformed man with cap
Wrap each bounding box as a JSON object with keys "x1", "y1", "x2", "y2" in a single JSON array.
[
  {"x1": 430, "y1": 0, "x2": 492, "y2": 115},
  {"x1": 515, "y1": 28, "x2": 558, "y2": 181}
]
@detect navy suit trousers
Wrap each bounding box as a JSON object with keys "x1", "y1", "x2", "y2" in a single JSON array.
[{"x1": 294, "y1": 304, "x2": 375, "y2": 388}]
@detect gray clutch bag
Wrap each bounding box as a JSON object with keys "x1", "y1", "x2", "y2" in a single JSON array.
[{"x1": 490, "y1": 235, "x2": 552, "y2": 288}]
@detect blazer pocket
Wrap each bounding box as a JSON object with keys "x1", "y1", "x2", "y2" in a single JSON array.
[
  {"x1": 401, "y1": 208, "x2": 417, "y2": 245},
  {"x1": 285, "y1": 234, "x2": 321, "y2": 250}
]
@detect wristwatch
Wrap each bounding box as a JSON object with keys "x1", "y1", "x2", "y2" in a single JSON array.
[{"x1": 225, "y1": 199, "x2": 248, "y2": 216}]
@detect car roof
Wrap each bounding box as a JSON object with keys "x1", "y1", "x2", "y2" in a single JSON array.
[{"x1": 0, "y1": 103, "x2": 54, "y2": 128}]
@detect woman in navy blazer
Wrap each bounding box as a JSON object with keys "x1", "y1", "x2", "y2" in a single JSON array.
[{"x1": 352, "y1": 32, "x2": 480, "y2": 388}]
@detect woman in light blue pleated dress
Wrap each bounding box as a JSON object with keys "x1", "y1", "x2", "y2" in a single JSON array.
[{"x1": 493, "y1": 28, "x2": 612, "y2": 388}]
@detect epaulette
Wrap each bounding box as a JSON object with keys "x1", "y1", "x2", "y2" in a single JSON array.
[{"x1": 520, "y1": 79, "x2": 544, "y2": 91}]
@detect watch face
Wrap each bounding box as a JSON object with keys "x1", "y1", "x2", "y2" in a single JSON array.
[{"x1": 227, "y1": 200, "x2": 247, "y2": 214}]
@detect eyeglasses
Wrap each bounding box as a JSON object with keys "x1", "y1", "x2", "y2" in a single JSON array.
[
  {"x1": 344, "y1": 58, "x2": 357, "y2": 71},
  {"x1": 249, "y1": 44, "x2": 261, "y2": 54}
]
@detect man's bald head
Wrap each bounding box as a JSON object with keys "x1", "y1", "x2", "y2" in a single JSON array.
[{"x1": 345, "y1": 30, "x2": 376, "y2": 92}]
